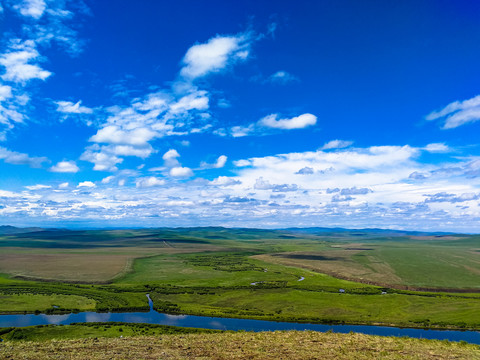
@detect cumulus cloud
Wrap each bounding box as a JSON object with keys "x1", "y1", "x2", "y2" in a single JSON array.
[
  {"x1": 0, "y1": 146, "x2": 48, "y2": 168},
  {"x1": 423, "y1": 143, "x2": 451, "y2": 153},
  {"x1": 49, "y1": 160, "x2": 79, "y2": 173},
  {"x1": 101, "y1": 176, "x2": 114, "y2": 184},
  {"x1": 254, "y1": 177, "x2": 298, "y2": 192},
  {"x1": 163, "y1": 149, "x2": 180, "y2": 161},
  {"x1": 209, "y1": 176, "x2": 241, "y2": 186},
  {"x1": 80, "y1": 145, "x2": 123, "y2": 172},
  {"x1": 90, "y1": 125, "x2": 157, "y2": 146},
  {"x1": 14, "y1": 0, "x2": 47, "y2": 19},
  {"x1": 55, "y1": 100, "x2": 93, "y2": 114},
  {"x1": 259, "y1": 113, "x2": 317, "y2": 130},
  {"x1": 200, "y1": 155, "x2": 227, "y2": 169},
  {"x1": 77, "y1": 181, "x2": 95, "y2": 188},
  {"x1": 339, "y1": 187, "x2": 373, "y2": 195},
  {"x1": 135, "y1": 176, "x2": 165, "y2": 188},
  {"x1": 295, "y1": 167, "x2": 314, "y2": 175},
  {"x1": 226, "y1": 113, "x2": 317, "y2": 137},
  {"x1": 2, "y1": 143, "x2": 480, "y2": 232},
  {"x1": 180, "y1": 32, "x2": 252, "y2": 80},
  {"x1": 0, "y1": 40, "x2": 52, "y2": 84},
  {"x1": 230, "y1": 124, "x2": 255, "y2": 137},
  {"x1": 426, "y1": 94, "x2": 480, "y2": 129},
  {"x1": 170, "y1": 166, "x2": 193, "y2": 178},
  {"x1": 321, "y1": 140, "x2": 353, "y2": 150}
]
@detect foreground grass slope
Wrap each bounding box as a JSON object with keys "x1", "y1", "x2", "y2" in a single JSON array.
[{"x1": 1, "y1": 330, "x2": 479, "y2": 359}]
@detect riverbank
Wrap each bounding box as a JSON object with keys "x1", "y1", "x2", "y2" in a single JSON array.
[{"x1": 2, "y1": 329, "x2": 479, "y2": 359}]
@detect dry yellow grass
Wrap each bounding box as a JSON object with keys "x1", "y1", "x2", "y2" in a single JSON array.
[
  {"x1": 1, "y1": 331, "x2": 479, "y2": 359},
  {"x1": 254, "y1": 250, "x2": 403, "y2": 286}
]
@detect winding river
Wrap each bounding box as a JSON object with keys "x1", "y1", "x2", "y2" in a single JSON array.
[{"x1": 1, "y1": 295, "x2": 479, "y2": 345}]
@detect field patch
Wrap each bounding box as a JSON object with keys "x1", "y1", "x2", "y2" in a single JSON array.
[
  {"x1": 0, "y1": 293, "x2": 96, "y2": 312},
  {"x1": 254, "y1": 250, "x2": 403, "y2": 287},
  {"x1": 0, "y1": 254, "x2": 132, "y2": 282}
]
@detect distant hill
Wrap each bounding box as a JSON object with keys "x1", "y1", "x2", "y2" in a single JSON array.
[
  {"x1": 0, "y1": 225, "x2": 460, "y2": 237},
  {"x1": 0, "y1": 225, "x2": 47, "y2": 235},
  {"x1": 282, "y1": 227, "x2": 456, "y2": 236}
]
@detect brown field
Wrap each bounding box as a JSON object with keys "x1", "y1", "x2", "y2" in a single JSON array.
[
  {"x1": 2, "y1": 331, "x2": 479, "y2": 359},
  {"x1": 0, "y1": 253, "x2": 134, "y2": 282},
  {"x1": 0, "y1": 242, "x2": 223, "y2": 282},
  {"x1": 254, "y1": 250, "x2": 403, "y2": 287}
]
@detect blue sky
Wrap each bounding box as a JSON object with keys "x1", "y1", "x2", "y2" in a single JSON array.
[{"x1": 1, "y1": 0, "x2": 480, "y2": 232}]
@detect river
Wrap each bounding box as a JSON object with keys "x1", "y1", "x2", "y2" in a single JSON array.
[{"x1": 0, "y1": 295, "x2": 479, "y2": 345}]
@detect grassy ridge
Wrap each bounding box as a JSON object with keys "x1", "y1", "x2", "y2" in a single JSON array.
[
  {"x1": 1, "y1": 328, "x2": 479, "y2": 359},
  {"x1": 0, "y1": 323, "x2": 219, "y2": 341}
]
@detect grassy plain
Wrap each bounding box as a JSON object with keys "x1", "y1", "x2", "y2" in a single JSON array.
[
  {"x1": 1, "y1": 329, "x2": 479, "y2": 359},
  {"x1": 2, "y1": 227, "x2": 480, "y2": 331},
  {"x1": 0, "y1": 293, "x2": 95, "y2": 312}
]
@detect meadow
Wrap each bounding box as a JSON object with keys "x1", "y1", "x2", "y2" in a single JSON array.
[{"x1": 1, "y1": 227, "x2": 480, "y2": 330}]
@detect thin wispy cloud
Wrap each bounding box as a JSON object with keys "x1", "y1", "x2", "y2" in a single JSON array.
[{"x1": 426, "y1": 95, "x2": 480, "y2": 129}]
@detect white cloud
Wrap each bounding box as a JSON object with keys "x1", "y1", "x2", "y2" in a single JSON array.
[
  {"x1": 163, "y1": 149, "x2": 180, "y2": 160},
  {"x1": 58, "y1": 182, "x2": 69, "y2": 189},
  {"x1": 2, "y1": 143, "x2": 480, "y2": 232},
  {"x1": 0, "y1": 85, "x2": 12, "y2": 101},
  {"x1": 259, "y1": 113, "x2": 317, "y2": 130},
  {"x1": 295, "y1": 166, "x2": 314, "y2": 175},
  {"x1": 14, "y1": 0, "x2": 47, "y2": 19},
  {"x1": 200, "y1": 155, "x2": 227, "y2": 169},
  {"x1": 321, "y1": 140, "x2": 353, "y2": 150},
  {"x1": 49, "y1": 160, "x2": 79, "y2": 173},
  {"x1": 0, "y1": 40, "x2": 51, "y2": 84},
  {"x1": 55, "y1": 100, "x2": 93, "y2": 114},
  {"x1": 423, "y1": 143, "x2": 451, "y2": 153},
  {"x1": 135, "y1": 176, "x2": 165, "y2": 188},
  {"x1": 170, "y1": 166, "x2": 193, "y2": 177},
  {"x1": 209, "y1": 176, "x2": 241, "y2": 186},
  {"x1": 25, "y1": 184, "x2": 51, "y2": 190},
  {"x1": 77, "y1": 181, "x2": 96, "y2": 188},
  {"x1": 101, "y1": 176, "x2": 114, "y2": 184},
  {"x1": 0, "y1": 86, "x2": 27, "y2": 140},
  {"x1": 169, "y1": 91, "x2": 209, "y2": 114},
  {"x1": 80, "y1": 145, "x2": 123, "y2": 172},
  {"x1": 426, "y1": 94, "x2": 480, "y2": 129},
  {"x1": 180, "y1": 32, "x2": 252, "y2": 79},
  {"x1": 109, "y1": 145, "x2": 153, "y2": 158},
  {"x1": 90, "y1": 126, "x2": 157, "y2": 146},
  {"x1": 0, "y1": 146, "x2": 48, "y2": 168},
  {"x1": 267, "y1": 70, "x2": 299, "y2": 84},
  {"x1": 230, "y1": 124, "x2": 255, "y2": 137}
]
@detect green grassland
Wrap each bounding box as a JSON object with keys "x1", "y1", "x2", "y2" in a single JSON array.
[
  {"x1": 1, "y1": 328, "x2": 479, "y2": 359},
  {"x1": 1, "y1": 227, "x2": 480, "y2": 331},
  {"x1": 0, "y1": 323, "x2": 219, "y2": 342}
]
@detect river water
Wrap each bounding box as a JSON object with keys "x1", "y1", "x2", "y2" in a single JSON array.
[{"x1": 1, "y1": 295, "x2": 479, "y2": 344}]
